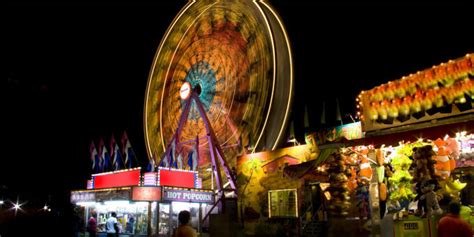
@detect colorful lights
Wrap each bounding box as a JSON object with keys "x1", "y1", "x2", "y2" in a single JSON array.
[{"x1": 357, "y1": 54, "x2": 473, "y2": 131}]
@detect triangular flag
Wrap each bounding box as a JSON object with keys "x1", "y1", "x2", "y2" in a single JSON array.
[
  {"x1": 90, "y1": 141, "x2": 99, "y2": 173},
  {"x1": 122, "y1": 131, "x2": 136, "y2": 169},
  {"x1": 99, "y1": 138, "x2": 111, "y2": 172}
]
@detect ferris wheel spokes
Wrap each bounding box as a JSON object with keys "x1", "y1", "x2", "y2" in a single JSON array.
[{"x1": 157, "y1": 89, "x2": 237, "y2": 213}]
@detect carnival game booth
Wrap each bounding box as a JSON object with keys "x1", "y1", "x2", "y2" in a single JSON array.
[
  {"x1": 323, "y1": 129, "x2": 474, "y2": 237},
  {"x1": 329, "y1": 53, "x2": 474, "y2": 237},
  {"x1": 71, "y1": 167, "x2": 215, "y2": 237}
]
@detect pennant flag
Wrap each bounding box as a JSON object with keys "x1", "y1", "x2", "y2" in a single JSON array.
[
  {"x1": 113, "y1": 143, "x2": 124, "y2": 170},
  {"x1": 177, "y1": 153, "x2": 183, "y2": 170},
  {"x1": 170, "y1": 141, "x2": 178, "y2": 169},
  {"x1": 99, "y1": 138, "x2": 111, "y2": 172},
  {"x1": 321, "y1": 101, "x2": 327, "y2": 125},
  {"x1": 110, "y1": 135, "x2": 123, "y2": 171},
  {"x1": 147, "y1": 154, "x2": 156, "y2": 172},
  {"x1": 160, "y1": 152, "x2": 169, "y2": 167},
  {"x1": 187, "y1": 143, "x2": 198, "y2": 171},
  {"x1": 187, "y1": 150, "x2": 193, "y2": 170},
  {"x1": 168, "y1": 139, "x2": 176, "y2": 169},
  {"x1": 90, "y1": 141, "x2": 100, "y2": 173},
  {"x1": 122, "y1": 131, "x2": 136, "y2": 169},
  {"x1": 110, "y1": 135, "x2": 117, "y2": 169}
]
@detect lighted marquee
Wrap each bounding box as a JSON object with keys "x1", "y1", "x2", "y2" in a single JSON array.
[
  {"x1": 87, "y1": 179, "x2": 94, "y2": 189},
  {"x1": 71, "y1": 188, "x2": 132, "y2": 203},
  {"x1": 143, "y1": 172, "x2": 158, "y2": 186},
  {"x1": 162, "y1": 187, "x2": 214, "y2": 203},
  {"x1": 71, "y1": 191, "x2": 95, "y2": 203},
  {"x1": 132, "y1": 187, "x2": 162, "y2": 201},
  {"x1": 93, "y1": 168, "x2": 141, "y2": 189},
  {"x1": 157, "y1": 167, "x2": 198, "y2": 189}
]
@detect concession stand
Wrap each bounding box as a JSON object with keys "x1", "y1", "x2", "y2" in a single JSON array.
[{"x1": 71, "y1": 167, "x2": 215, "y2": 237}]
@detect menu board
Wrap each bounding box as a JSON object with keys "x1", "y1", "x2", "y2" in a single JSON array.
[{"x1": 268, "y1": 189, "x2": 298, "y2": 218}]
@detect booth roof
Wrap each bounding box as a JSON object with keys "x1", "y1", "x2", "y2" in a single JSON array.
[
  {"x1": 284, "y1": 148, "x2": 337, "y2": 179},
  {"x1": 335, "y1": 115, "x2": 473, "y2": 148}
]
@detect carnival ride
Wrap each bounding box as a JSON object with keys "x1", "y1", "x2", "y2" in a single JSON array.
[{"x1": 143, "y1": 0, "x2": 293, "y2": 214}]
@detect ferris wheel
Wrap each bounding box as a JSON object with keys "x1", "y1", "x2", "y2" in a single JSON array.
[{"x1": 144, "y1": 0, "x2": 293, "y2": 189}]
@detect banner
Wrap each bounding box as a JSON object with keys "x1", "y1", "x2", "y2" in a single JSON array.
[{"x1": 162, "y1": 188, "x2": 214, "y2": 203}]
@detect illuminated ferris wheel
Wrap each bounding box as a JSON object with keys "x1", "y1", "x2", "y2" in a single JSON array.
[{"x1": 144, "y1": 0, "x2": 293, "y2": 187}]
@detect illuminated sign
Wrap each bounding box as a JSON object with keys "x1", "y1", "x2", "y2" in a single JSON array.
[
  {"x1": 71, "y1": 191, "x2": 95, "y2": 203},
  {"x1": 132, "y1": 187, "x2": 162, "y2": 201},
  {"x1": 71, "y1": 188, "x2": 132, "y2": 203},
  {"x1": 268, "y1": 189, "x2": 298, "y2": 218},
  {"x1": 94, "y1": 189, "x2": 131, "y2": 201},
  {"x1": 87, "y1": 180, "x2": 94, "y2": 189},
  {"x1": 162, "y1": 188, "x2": 214, "y2": 203},
  {"x1": 143, "y1": 172, "x2": 158, "y2": 186},
  {"x1": 158, "y1": 168, "x2": 197, "y2": 188},
  {"x1": 93, "y1": 169, "x2": 141, "y2": 189}
]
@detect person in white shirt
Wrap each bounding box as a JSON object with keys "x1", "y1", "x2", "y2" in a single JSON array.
[{"x1": 106, "y1": 212, "x2": 119, "y2": 237}]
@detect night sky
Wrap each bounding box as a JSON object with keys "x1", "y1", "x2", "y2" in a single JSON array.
[{"x1": 5, "y1": 0, "x2": 473, "y2": 217}]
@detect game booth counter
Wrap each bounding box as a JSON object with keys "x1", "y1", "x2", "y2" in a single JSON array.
[
  {"x1": 71, "y1": 167, "x2": 216, "y2": 237},
  {"x1": 329, "y1": 53, "x2": 474, "y2": 237},
  {"x1": 323, "y1": 126, "x2": 474, "y2": 237}
]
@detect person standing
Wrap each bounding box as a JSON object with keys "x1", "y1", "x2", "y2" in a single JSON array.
[
  {"x1": 126, "y1": 214, "x2": 135, "y2": 234},
  {"x1": 437, "y1": 201, "x2": 473, "y2": 237},
  {"x1": 173, "y1": 210, "x2": 197, "y2": 237},
  {"x1": 87, "y1": 212, "x2": 97, "y2": 237},
  {"x1": 106, "y1": 212, "x2": 119, "y2": 237}
]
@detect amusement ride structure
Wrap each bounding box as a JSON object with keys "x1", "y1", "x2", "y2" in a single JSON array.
[{"x1": 144, "y1": 0, "x2": 293, "y2": 215}]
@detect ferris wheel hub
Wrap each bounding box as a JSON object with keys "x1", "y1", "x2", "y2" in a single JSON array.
[{"x1": 179, "y1": 82, "x2": 192, "y2": 100}]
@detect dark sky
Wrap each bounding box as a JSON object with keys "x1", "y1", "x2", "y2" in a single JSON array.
[{"x1": 5, "y1": 0, "x2": 473, "y2": 206}]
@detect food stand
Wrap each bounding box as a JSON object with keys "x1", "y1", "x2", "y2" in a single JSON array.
[{"x1": 71, "y1": 167, "x2": 215, "y2": 237}]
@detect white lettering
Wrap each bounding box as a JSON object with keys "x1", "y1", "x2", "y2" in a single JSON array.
[{"x1": 164, "y1": 190, "x2": 212, "y2": 202}]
